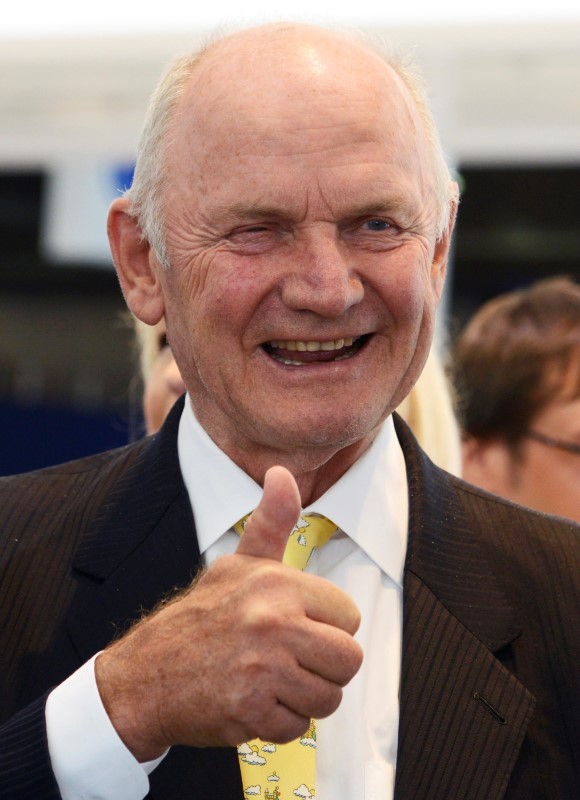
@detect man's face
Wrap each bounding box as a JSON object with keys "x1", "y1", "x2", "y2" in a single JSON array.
[{"x1": 155, "y1": 31, "x2": 452, "y2": 471}]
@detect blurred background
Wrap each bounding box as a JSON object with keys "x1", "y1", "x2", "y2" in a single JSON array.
[{"x1": 1, "y1": 1, "x2": 579, "y2": 474}]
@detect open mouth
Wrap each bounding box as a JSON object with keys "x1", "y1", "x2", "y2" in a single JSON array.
[{"x1": 262, "y1": 335, "x2": 369, "y2": 366}]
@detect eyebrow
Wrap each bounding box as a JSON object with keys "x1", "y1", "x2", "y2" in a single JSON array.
[
  {"x1": 216, "y1": 197, "x2": 417, "y2": 223},
  {"x1": 339, "y1": 200, "x2": 414, "y2": 221},
  {"x1": 224, "y1": 203, "x2": 292, "y2": 222}
]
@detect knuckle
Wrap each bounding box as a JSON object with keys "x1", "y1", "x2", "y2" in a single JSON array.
[
  {"x1": 244, "y1": 598, "x2": 284, "y2": 636},
  {"x1": 346, "y1": 603, "x2": 362, "y2": 635},
  {"x1": 314, "y1": 685, "x2": 343, "y2": 718},
  {"x1": 331, "y1": 637, "x2": 363, "y2": 686},
  {"x1": 350, "y1": 639, "x2": 364, "y2": 671},
  {"x1": 267, "y1": 717, "x2": 309, "y2": 745},
  {"x1": 343, "y1": 640, "x2": 364, "y2": 681}
]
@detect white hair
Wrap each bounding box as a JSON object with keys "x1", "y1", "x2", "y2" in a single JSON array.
[{"x1": 124, "y1": 48, "x2": 209, "y2": 269}]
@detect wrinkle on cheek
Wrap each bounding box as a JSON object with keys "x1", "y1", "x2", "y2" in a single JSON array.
[
  {"x1": 387, "y1": 240, "x2": 435, "y2": 295},
  {"x1": 178, "y1": 251, "x2": 216, "y2": 305},
  {"x1": 410, "y1": 232, "x2": 437, "y2": 260},
  {"x1": 165, "y1": 236, "x2": 227, "y2": 307}
]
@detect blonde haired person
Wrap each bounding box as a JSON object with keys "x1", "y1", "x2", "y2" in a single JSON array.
[
  {"x1": 396, "y1": 343, "x2": 462, "y2": 474},
  {"x1": 133, "y1": 317, "x2": 185, "y2": 435}
]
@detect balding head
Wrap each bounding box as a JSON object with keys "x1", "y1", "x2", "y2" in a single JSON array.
[{"x1": 127, "y1": 23, "x2": 457, "y2": 268}]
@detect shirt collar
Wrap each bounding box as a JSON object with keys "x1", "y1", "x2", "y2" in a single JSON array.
[{"x1": 177, "y1": 397, "x2": 408, "y2": 587}]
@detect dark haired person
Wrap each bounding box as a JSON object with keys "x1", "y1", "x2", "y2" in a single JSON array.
[{"x1": 452, "y1": 276, "x2": 580, "y2": 523}]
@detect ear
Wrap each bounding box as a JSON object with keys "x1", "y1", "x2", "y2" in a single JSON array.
[
  {"x1": 431, "y1": 186, "x2": 459, "y2": 299},
  {"x1": 107, "y1": 197, "x2": 165, "y2": 325}
]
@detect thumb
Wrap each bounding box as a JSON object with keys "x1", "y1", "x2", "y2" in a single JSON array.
[{"x1": 235, "y1": 466, "x2": 301, "y2": 562}]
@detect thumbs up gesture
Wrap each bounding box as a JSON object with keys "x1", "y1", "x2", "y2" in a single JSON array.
[
  {"x1": 235, "y1": 465, "x2": 302, "y2": 562},
  {"x1": 96, "y1": 466, "x2": 363, "y2": 762}
]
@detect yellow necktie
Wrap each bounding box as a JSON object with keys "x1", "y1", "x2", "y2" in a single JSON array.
[{"x1": 234, "y1": 512, "x2": 338, "y2": 800}]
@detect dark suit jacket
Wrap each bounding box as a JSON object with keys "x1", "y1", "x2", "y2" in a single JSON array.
[{"x1": 1, "y1": 397, "x2": 578, "y2": 799}]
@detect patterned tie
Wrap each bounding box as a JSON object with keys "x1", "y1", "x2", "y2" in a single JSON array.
[{"x1": 234, "y1": 512, "x2": 338, "y2": 800}]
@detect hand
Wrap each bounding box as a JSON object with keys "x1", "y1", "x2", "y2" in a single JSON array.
[{"x1": 95, "y1": 466, "x2": 363, "y2": 761}]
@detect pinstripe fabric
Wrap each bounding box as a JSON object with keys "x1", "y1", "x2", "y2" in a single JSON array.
[
  {"x1": 0, "y1": 398, "x2": 578, "y2": 799},
  {"x1": 0, "y1": 445, "x2": 148, "y2": 713},
  {"x1": 394, "y1": 416, "x2": 580, "y2": 799},
  {"x1": 395, "y1": 576, "x2": 535, "y2": 799},
  {"x1": 0, "y1": 696, "x2": 59, "y2": 799}
]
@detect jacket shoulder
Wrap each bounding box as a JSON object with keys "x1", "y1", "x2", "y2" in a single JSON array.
[
  {"x1": 0, "y1": 439, "x2": 148, "y2": 484},
  {"x1": 450, "y1": 472, "x2": 580, "y2": 559},
  {"x1": 0, "y1": 440, "x2": 150, "y2": 559}
]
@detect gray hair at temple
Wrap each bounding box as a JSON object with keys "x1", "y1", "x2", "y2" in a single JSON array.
[{"x1": 124, "y1": 24, "x2": 459, "y2": 270}]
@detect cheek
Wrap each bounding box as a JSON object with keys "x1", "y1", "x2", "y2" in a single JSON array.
[
  {"x1": 162, "y1": 251, "x2": 226, "y2": 358},
  {"x1": 177, "y1": 245, "x2": 265, "y2": 312},
  {"x1": 162, "y1": 255, "x2": 271, "y2": 395},
  {"x1": 376, "y1": 257, "x2": 438, "y2": 394},
  {"x1": 170, "y1": 247, "x2": 217, "y2": 308},
  {"x1": 377, "y1": 252, "x2": 437, "y2": 334},
  {"x1": 192, "y1": 257, "x2": 279, "y2": 350}
]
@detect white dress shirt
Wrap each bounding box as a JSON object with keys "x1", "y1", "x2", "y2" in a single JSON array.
[{"x1": 46, "y1": 398, "x2": 408, "y2": 800}]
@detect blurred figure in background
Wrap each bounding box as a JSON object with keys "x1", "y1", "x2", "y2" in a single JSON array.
[
  {"x1": 396, "y1": 343, "x2": 462, "y2": 474},
  {"x1": 136, "y1": 317, "x2": 462, "y2": 473},
  {"x1": 451, "y1": 275, "x2": 580, "y2": 522},
  {"x1": 134, "y1": 318, "x2": 185, "y2": 435}
]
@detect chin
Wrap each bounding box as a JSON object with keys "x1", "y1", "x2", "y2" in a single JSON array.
[{"x1": 270, "y1": 410, "x2": 383, "y2": 452}]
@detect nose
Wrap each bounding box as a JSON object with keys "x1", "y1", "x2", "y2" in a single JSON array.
[{"x1": 280, "y1": 229, "x2": 364, "y2": 317}]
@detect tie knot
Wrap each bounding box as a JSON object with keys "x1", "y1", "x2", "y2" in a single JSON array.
[{"x1": 234, "y1": 512, "x2": 338, "y2": 570}]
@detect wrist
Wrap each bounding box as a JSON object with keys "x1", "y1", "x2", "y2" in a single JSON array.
[{"x1": 95, "y1": 649, "x2": 168, "y2": 763}]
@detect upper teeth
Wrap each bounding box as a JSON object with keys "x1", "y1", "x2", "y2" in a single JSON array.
[{"x1": 269, "y1": 337, "x2": 355, "y2": 352}]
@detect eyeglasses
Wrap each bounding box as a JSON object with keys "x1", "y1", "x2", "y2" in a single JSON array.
[{"x1": 524, "y1": 429, "x2": 580, "y2": 456}]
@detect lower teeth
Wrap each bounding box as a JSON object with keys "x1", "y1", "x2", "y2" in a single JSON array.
[{"x1": 276, "y1": 351, "x2": 355, "y2": 366}]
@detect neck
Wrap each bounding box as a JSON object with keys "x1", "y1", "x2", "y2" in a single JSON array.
[
  {"x1": 187, "y1": 397, "x2": 386, "y2": 506},
  {"x1": 217, "y1": 430, "x2": 379, "y2": 507}
]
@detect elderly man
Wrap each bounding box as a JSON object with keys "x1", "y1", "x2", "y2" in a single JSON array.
[{"x1": 1, "y1": 23, "x2": 578, "y2": 800}]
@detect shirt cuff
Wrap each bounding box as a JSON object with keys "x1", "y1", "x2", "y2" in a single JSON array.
[{"x1": 46, "y1": 654, "x2": 168, "y2": 800}]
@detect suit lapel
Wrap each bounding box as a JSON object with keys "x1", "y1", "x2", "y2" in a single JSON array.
[{"x1": 393, "y1": 415, "x2": 535, "y2": 800}]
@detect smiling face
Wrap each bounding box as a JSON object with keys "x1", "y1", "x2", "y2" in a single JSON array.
[{"x1": 121, "y1": 27, "x2": 455, "y2": 490}]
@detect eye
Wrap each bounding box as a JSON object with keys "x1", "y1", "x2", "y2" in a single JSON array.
[
  {"x1": 341, "y1": 214, "x2": 402, "y2": 251},
  {"x1": 226, "y1": 224, "x2": 275, "y2": 240},
  {"x1": 242, "y1": 225, "x2": 270, "y2": 233},
  {"x1": 363, "y1": 218, "x2": 391, "y2": 232},
  {"x1": 225, "y1": 222, "x2": 286, "y2": 253}
]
